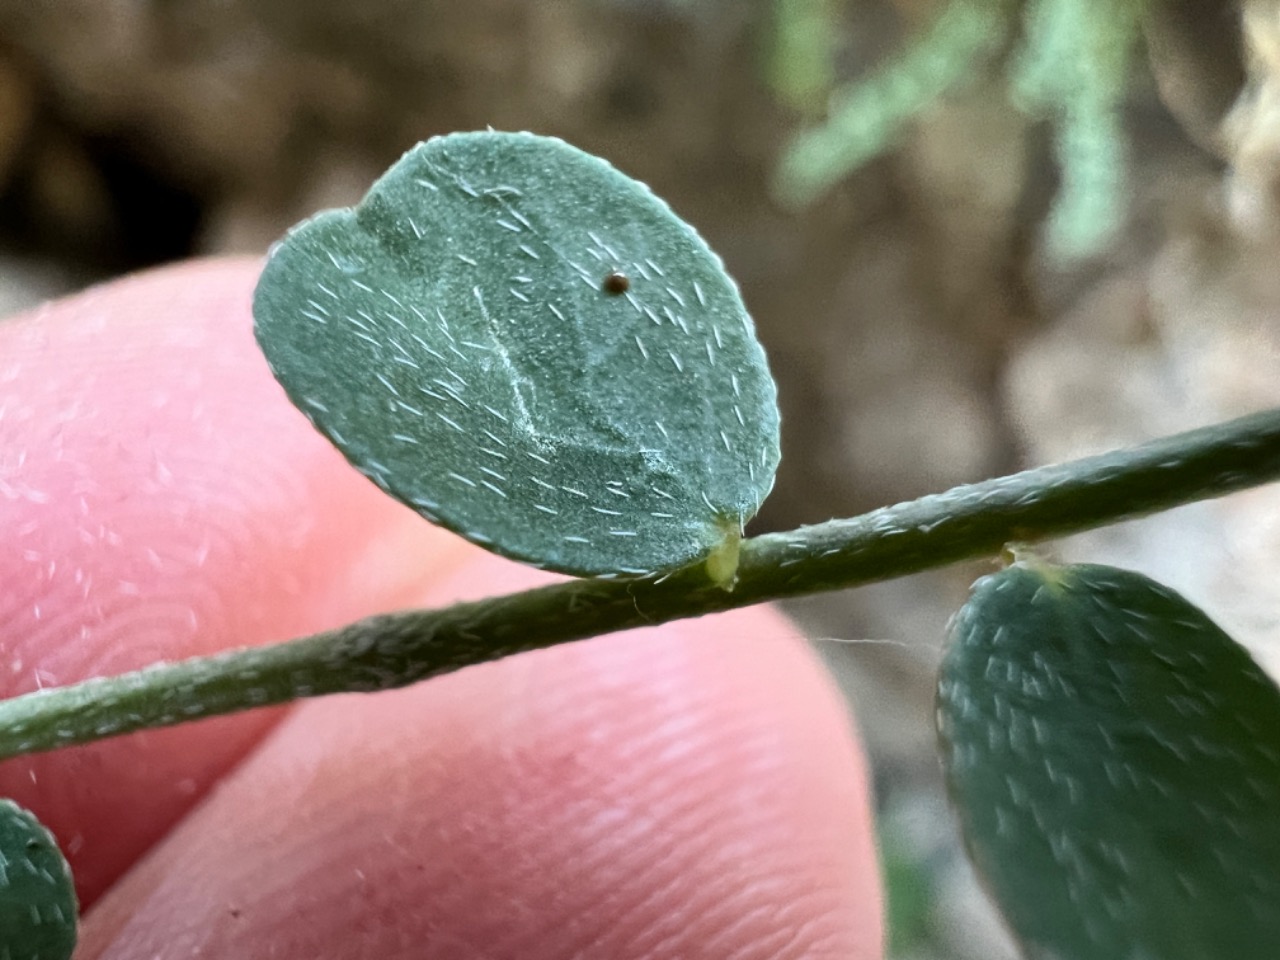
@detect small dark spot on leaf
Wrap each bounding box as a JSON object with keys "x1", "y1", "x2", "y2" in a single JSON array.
[{"x1": 602, "y1": 270, "x2": 630, "y2": 295}]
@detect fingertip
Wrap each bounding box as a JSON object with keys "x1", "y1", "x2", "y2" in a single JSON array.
[
  {"x1": 0, "y1": 259, "x2": 474, "y2": 902},
  {"x1": 83, "y1": 555, "x2": 883, "y2": 958}
]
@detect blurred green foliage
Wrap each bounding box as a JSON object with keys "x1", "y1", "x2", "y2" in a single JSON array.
[
  {"x1": 767, "y1": 0, "x2": 840, "y2": 114},
  {"x1": 771, "y1": 0, "x2": 1151, "y2": 257},
  {"x1": 878, "y1": 819, "x2": 937, "y2": 956}
]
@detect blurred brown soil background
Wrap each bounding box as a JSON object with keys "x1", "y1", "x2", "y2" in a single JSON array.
[{"x1": 1, "y1": 1, "x2": 1277, "y2": 955}]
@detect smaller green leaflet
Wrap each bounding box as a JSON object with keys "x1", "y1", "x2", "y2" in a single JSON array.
[
  {"x1": 938, "y1": 561, "x2": 1280, "y2": 960},
  {"x1": 254, "y1": 132, "x2": 780, "y2": 579},
  {"x1": 0, "y1": 799, "x2": 77, "y2": 960}
]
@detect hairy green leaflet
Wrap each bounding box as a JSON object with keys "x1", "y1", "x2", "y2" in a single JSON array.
[
  {"x1": 254, "y1": 132, "x2": 780, "y2": 579},
  {"x1": 939, "y1": 562, "x2": 1280, "y2": 959},
  {"x1": 0, "y1": 798, "x2": 77, "y2": 960}
]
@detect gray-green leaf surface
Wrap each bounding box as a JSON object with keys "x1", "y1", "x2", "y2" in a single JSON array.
[
  {"x1": 253, "y1": 131, "x2": 780, "y2": 577},
  {"x1": 0, "y1": 799, "x2": 77, "y2": 960},
  {"x1": 938, "y1": 562, "x2": 1280, "y2": 959}
]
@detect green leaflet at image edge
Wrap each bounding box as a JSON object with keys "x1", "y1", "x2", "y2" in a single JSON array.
[
  {"x1": 252, "y1": 131, "x2": 781, "y2": 581},
  {"x1": 0, "y1": 798, "x2": 77, "y2": 960},
  {"x1": 939, "y1": 561, "x2": 1280, "y2": 959}
]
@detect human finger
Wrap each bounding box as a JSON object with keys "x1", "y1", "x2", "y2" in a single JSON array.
[
  {"x1": 81, "y1": 551, "x2": 883, "y2": 959},
  {"x1": 0, "y1": 259, "x2": 473, "y2": 904}
]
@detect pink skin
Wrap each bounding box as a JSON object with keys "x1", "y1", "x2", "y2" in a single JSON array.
[{"x1": 0, "y1": 260, "x2": 883, "y2": 959}]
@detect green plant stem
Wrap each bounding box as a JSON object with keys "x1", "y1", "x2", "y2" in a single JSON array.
[{"x1": 3, "y1": 407, "x2": 1280, "y2": 761}]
